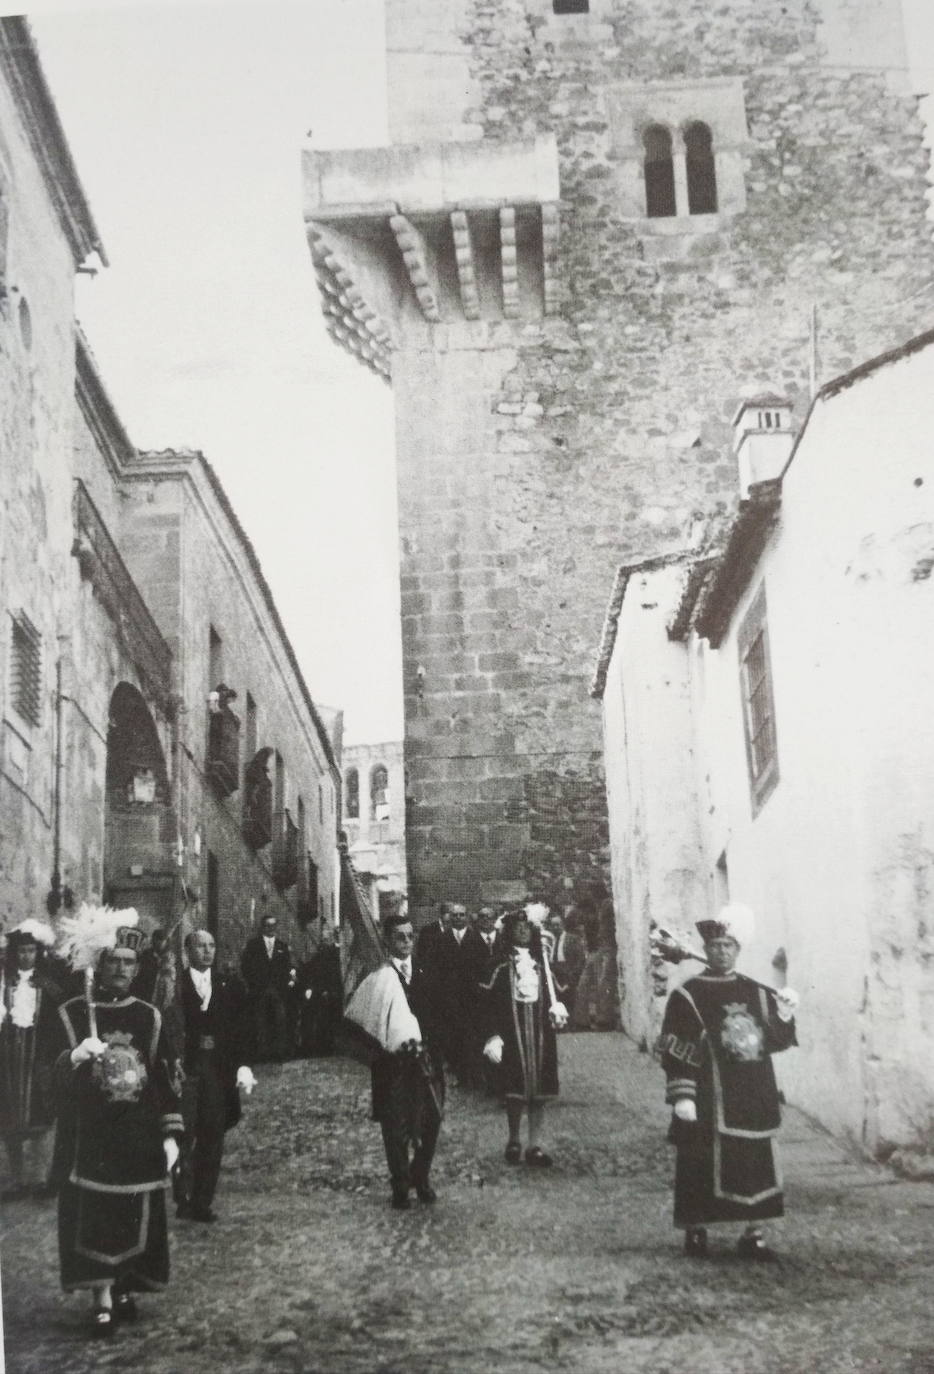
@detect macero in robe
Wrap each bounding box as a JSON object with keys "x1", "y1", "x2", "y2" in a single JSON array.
[{"x1": 659, "y1": 903, "x2": 798, "y2": 1261}]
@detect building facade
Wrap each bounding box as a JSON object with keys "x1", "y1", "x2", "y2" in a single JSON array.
[
  {"x1": 303, "y1": 0, "x2": 934, "y2": 920},
  {"x1": 593, "y1": 332, "x2": 934, "y2": 1155},
  {"x1": 0, "y1": 19, "x2": 339, "y2": 969},
  {"x1": 341, "y1": 739, "x2": 407, "y2": 918}
]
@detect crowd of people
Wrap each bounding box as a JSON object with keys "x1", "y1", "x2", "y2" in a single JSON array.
[{"x1": 0, "y1": 894, "x2": 798, "y2": 1339}]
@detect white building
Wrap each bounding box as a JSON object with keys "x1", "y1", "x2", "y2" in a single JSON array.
[{"x1": 592, "y1": 327, "x2": 934, "y2": 1157}]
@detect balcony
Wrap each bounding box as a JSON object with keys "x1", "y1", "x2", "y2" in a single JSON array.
[
  {"x1": 206, "y1": 702, "x2": 240, "y2": 798},
  {"x1": 72, "y1": 479, "x2": 172, "y2": 705},
  {"x1": 296, "y1": 851, "x2": 319, "y2": 926},
  {"x1": 272, "y1": 807, "x2": 299, "y2": 891},
  {"x1": 243, "y1": 747, "x2": 273, "y2": 850}
]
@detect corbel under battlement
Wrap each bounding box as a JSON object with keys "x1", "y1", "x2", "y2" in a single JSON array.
[{"x1": 302, "y1": 136, "x2": 562, "y2": 378}]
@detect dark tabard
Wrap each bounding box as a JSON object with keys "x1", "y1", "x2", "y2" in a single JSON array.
[
  {"x1": 660, "y1": 972, "x2": 797, "y2": 1227},
  {"x1": 480, "y1": 957, "x2": 561, "y2": 1103},
  {"x1": 53, "y1": 995, "x2": 183, "y2": 1291}
]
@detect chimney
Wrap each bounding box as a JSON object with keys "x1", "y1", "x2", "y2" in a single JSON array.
[{"x1": 732, "y1": 394, "x2": 795, "y2": 497}]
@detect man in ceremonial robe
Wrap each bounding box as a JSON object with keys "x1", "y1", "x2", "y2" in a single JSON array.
[
  {"x1": 344, "y1": 912, "x2": 444, "y2": 1210},
  {"x1": 53, "y1": 937, "x2": 183, "y2": 1336},
  {"x1": 659, "y1": 903, "x2": 798, "y2": 1260},
  {"x1": 176, "y1": 929, "x2": 254, "y2": 1222},
  {"x1": 480, "y1": 908, "x2": 568, "y2": 1167}
]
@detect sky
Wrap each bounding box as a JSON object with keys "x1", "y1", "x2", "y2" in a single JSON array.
[{"x1": 4, "y1": 0, "x2": 934, "y2": 746}]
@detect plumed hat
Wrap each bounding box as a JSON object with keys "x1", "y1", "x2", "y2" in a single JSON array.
[
  {"x1": 9, "y1": 919, "x2": 55, "y2": 948},
  {"x1": 696, "y1": 902, "x2": 755, "y2": 947}
]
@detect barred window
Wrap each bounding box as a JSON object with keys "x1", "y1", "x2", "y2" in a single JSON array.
[
  {"x1": 10, "y1": 613, "x2": 41, "y2": 727},
  {"x1": 738, "y1": 584, "x2": 779, "y2": 813}
]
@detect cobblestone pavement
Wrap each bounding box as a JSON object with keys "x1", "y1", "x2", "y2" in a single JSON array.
[{"x1": 3, "y1": 1032, "x2": 934, "y2": 1374}]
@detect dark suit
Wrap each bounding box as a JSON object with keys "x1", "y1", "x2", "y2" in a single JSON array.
[
  {"x1": 459, "y1": 927, "x2": 499, "y2": 1087},
  {"x1": 552, "y1": 930, "x2": 586, "y2": 1019},
  {"x1": 177, "y1": 969, "x2": 249, "y2": 1214},
  {"x1": 240, "y1": 934, "x2": 295, "y2": 1061},
  {"x1": 298, "y1": 944, "x2": 343, "y2": 1055},
  {"x1": 370, "y1": 960, "x2": 444, "y2": 1198}
]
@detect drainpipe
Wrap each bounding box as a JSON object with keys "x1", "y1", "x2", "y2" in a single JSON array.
[{"x1": 45, "y1": 656, "x2": 70, "y2": 915}]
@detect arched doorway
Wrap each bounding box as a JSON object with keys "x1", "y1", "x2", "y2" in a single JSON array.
[{"x1": 103, "y1": 682, "x2": 175, "y2": 928}]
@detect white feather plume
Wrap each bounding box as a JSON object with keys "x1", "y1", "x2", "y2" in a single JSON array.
[
  {"x1": 55, "y1": 903, "x2": 139, "y2": 972},
  {"x1": 524, "y1": 902, "x2": 549, "y2": 927}
]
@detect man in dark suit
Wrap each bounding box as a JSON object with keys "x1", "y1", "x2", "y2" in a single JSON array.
[
  {"x1": 176, "y1": 930, "x2": 254, "y2": 1222},
  {"x1": 298, "y1": 926, "x2": 343, "y2": 1056},
  {"x1": 549, "y1": 911, "x2": 586, "y2": 1023},
  {"x1": 344, "y1": 912, "x2": 445, "y2": 1210},
  {"x1": 460, "y1": 906, "x2": 501, "y2": 1090},
  {"x1": 240, "y1": 914, "x2": 297, "y2": 1061}
]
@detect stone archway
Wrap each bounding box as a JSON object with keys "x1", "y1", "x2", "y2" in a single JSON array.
[{"x1": 103, "y1": 682, "x2": 175, "y2": 927}]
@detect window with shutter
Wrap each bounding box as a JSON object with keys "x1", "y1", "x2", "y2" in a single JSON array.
[
  {"x1": 10, "y1": 613, "x2": 41, "y2": 727},
  {"x1": 738, "y1": 583, "x2": 779, "y2": 813}
]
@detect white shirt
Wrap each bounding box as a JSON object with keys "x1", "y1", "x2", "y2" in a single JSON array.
[
  {"x1": 263, "y1": 936, "x2": 275, "y2": 958},
  {"x1": 3, "y1": 973, "x2": 37, "y2": 1028},
  {"x1": 392, "y1": 958, "x2": 412, "y2": 985},
  {"x1": 512, "y1": 948, "x2": 540, "y2": 1003},
  {"x1": 190, "y1": 967, "x2": 212, "y2": 1010},
  {"x1": 452, "y1": 928, "x2": 465, "y2": 944},
  {"x1": 482, "y1": 933, "x2": 495, "y2": 949}
]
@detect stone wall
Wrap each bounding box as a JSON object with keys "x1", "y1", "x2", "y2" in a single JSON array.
[{"x1": 371, "y1": 0, "x2": 934, "y2": 919}]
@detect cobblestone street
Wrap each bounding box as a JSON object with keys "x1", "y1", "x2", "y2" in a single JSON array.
[{"x1": 3, "y1": 1032, "x2": 934, "y2": 1374}]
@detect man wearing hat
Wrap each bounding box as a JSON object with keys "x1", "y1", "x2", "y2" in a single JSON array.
[
  {"x1": 52, "y1": 925, "x2": 183, "y2": 1336},
  {"x1": 659, "y1": 903, "x2": 798, "y2": 1260},
  {"x1": 0, "y1": 921, "x2": 62, "y2": 1199}
]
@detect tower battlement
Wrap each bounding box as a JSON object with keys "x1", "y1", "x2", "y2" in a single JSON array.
[{"x1": 304, "y1": 0, "x2": 933, "y2": 916}]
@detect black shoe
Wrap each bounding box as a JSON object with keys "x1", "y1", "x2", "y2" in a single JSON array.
[
  {"x1": 504, "y1": 1142, "x2": 522, "y2": 1164},
  {"x1": 175, "y1": 1201, "x2": 192, "y2": 1219},
  {"x1": 737, "y1": 1232, "x2": 777, "y2": 1262},
  {"x1": 90, "y1": 1307, "x2": 115, "y2": 1338},
  {"x1": 684, "y1": 1227, "x2": 708, "y2": 1258},
  {"x1": 391, "y1": 1190, "x2": 411, "y2": 1210},
  {"x1": 415, "y1": 1183, "x2": 437, "y2": 1204},
  {"x1": 113, "y1": 1291, "x2": 138, "y2": 1322},
  {"x1": 524, "y1": 1146, "x2": 553, "y2": 1168},
  {"x1": 189, "y1": 1205, "x2": 217, "y2": 1223}
]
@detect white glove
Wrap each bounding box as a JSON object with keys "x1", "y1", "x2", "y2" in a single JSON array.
[
  {"x1": 236, "y1": 1066, "x2": 257, "y2": 1095},
  {"x1": 163, "y1": 1137, "x2": 180, "y2": 1174},
  {"x1": 483, "y1": 1035, "x2": 504, "y2": 1065},
  {"x1": 673, "y1": 1098, "x2": 697, "y2": 1123},
  {"x1": 775, "y1": 987, "x2": 799, "y2": 1022},
  {"x1": 549, "y1": 1001, "x2": 569, "y2": 1029},
  {"x1": 70, "y1": 1036, "x2": 107, "y2": 1066},
  {"x1": 304, "y1": 989, "x2": 313, "y2": 1001}
]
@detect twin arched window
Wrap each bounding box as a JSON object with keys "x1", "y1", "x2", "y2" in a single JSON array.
[{"x1": 643, "y1": 121, "x2": 718, "y2": 219}]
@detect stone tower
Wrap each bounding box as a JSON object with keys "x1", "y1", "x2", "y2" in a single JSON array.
[{"x1": 304, "y1": 0, "x2": 933, "y2": 919}]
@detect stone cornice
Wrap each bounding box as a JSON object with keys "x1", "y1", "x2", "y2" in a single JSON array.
[
  {"x1": 0, "y1": 18, "x2": 105, "y2": 269},
  {"x1": 124, "y1": 450, "x2": 338, "y2": 774},
  {"x1": 74, "y1": 328, "x2": 136, "y2": 480}
]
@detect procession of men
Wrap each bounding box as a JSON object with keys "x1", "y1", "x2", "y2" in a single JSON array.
[{"x1": 0, "y1": 896, "x2": 800, "y2": 1342}]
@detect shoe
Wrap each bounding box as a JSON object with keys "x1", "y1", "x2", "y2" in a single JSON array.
[
  {"x1": 175, "y1": 1201, "x2": 192, "y2": 1219},
  {"x1": 737, "y1": 1232, "x2": 778, "y2": 1262},
  {"x1": 391, "y1": 1190, "x2": 411, "y2": 1210},
  {"x1": 113, "y1": 1292, "x2": 138, "y2": 1322},
  {"x1": 188, "y1": 1205, "x2": 217, "y2": 1223},
  {"x1": 90, "y1": 1307, "x2": 115, "y2": 1338},
  {"x1": 504, "y1": 1142, "x2": 522, "y2": 1164},
  {"x1": 1, "y1": 1185, "x2": 28, "y2": 1202},
  {"x1": 415, "y1": 1183, "x2": 437, "y2": 1204},
  {"x1": 524, "y1": 1146, "x2": 553, "y2": 1168},
  {"x1": 684, "y1": 1227, "x2": 708, "y2": 1258}
]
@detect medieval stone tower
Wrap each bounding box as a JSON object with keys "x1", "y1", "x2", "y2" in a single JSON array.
[{"x1": 304, "y1": 0, "x2": 933, "y2": 920}]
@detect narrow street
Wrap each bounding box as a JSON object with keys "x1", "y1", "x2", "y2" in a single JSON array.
[{"x1": 3, "y1": 1033, "x2": 934, "y2": 1374}]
